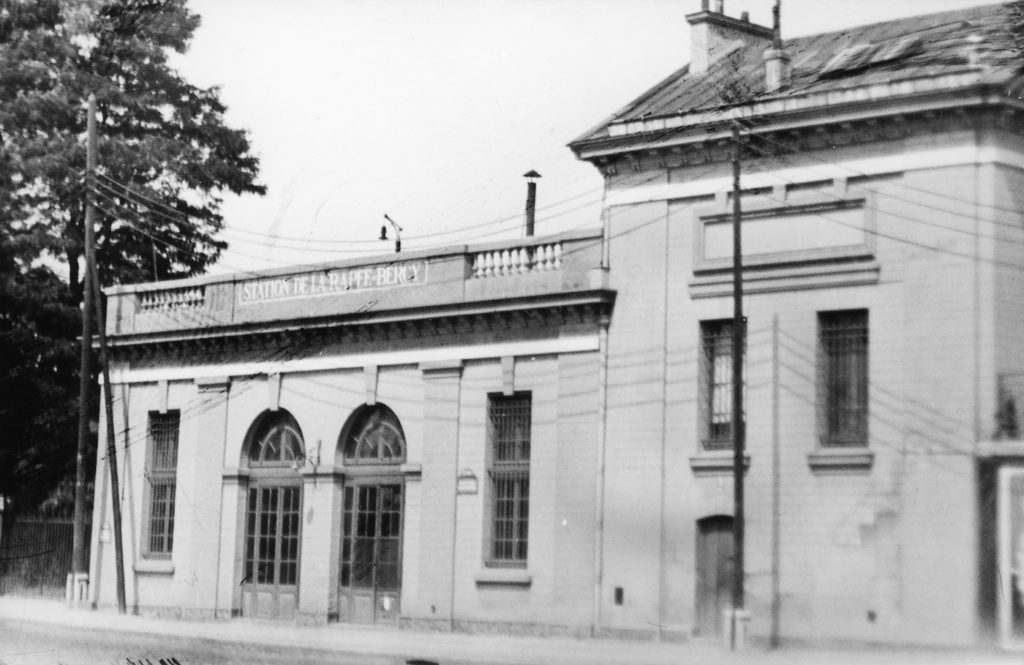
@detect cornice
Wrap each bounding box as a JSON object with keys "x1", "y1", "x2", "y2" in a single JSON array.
[
  {"x1": 585, "y1": 103, "x2": 1024, "y2": 178},
  {"x1": 108, "y1": 290, "x2": 616, "y2": 363}
]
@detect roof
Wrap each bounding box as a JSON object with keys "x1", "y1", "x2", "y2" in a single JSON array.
[{"x1": 570, "y1": 3, "x2": 1022, "y2": 149}]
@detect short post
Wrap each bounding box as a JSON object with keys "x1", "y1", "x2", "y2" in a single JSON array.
[{"x1": 723, "y1": 608, "x2": 751, "y2": 649}]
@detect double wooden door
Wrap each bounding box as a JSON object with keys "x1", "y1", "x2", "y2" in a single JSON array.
[
  {"x1": 241, "y1": 484, "x2": 301, "y2": 619},
  {"x1": 338, "y1": 483, "x2": 403, "y2": 624}
]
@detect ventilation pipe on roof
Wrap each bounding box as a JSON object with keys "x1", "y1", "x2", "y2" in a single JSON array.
[
  {"x1": 763, "y1": 0, "x2": 791, "y2": 92},
  {"x1": 523, "y1": 170, "x2": 540, "y2": 237},
  {"x1": 686, "y1": 1, "x2": 773, "y2": 75}
]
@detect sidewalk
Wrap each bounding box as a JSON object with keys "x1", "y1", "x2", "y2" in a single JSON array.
[{"x1": 0, "y1": 597, "x2": 1017, "y2": 665}]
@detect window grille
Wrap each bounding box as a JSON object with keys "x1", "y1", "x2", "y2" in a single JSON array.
[
  {"x1": 145, "y1": 412, "x2": 179, "y2": 557},
  {"x1": 700, "y1": 321, "x2": 744, "y2": 450},
  {"x1": 818, "y1": 310, "x2": 869, "y2": 447},
  {"x1": 249, "y1": 417, "x2": 304, "y2": 466},
  {"x1": 487, "y1": 393, "x2": 530, "y2": 566},
  {"x1": 342, "y1": 405, "x2": 405, "y2": 464}
]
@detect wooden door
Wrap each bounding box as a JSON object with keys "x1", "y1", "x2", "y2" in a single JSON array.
[
  {"x1": 241, "y1": 484, "x2": 301, "y2": 619},
  {"x1": 338, "y1": 483, "x2": 403, "y2": 624},
  {"x1": 695, "y1": 515, "x2": 734, "y2": 637}
]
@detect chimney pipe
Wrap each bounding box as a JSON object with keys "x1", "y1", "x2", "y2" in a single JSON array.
[
  {"x1": 740, "y1": 11, "x2": 749, "y2": 22},
  {"x1": 764, "y1": 0, "x2": 791, "y2": 92},
  {"x1": 701, "y1": 0, "x2": 709, "y2": 10},
  {"x1": 523, "y1": 170, "x2": 541, "y2": 237},
  {"x1": 771, "y1": 0, "x2": 782, "y2": 48},
  {"x1": 715, "y1": 0, "x2": 724, "y2": 13}
]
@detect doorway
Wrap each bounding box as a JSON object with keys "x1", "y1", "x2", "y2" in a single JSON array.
[
  {"x1": 339, "y1": 483, "x2": 403, "y2": 623},
  {"x1": 238, "y1": 410, "x2": 306, "y2": 620},
  {"x1": 336, "y1": 403, "x2": 407, "y2": 624},
  {"x1": 998, "y1": 466, "x2": 1024, "y2": 649},
  {"x1": 695, "y1": 515, "x2": 735, "y2": 637},
  {"x1": 241, "y1": 484, "x2": 301, "y2": 619}
]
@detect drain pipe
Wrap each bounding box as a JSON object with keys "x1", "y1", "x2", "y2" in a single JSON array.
[{"x1": 592, "y1": 317, "x2": 610, "y2": 636}]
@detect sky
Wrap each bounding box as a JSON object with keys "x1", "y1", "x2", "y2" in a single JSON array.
[{"x1": 171, "y1": 0, "x2": 998, "y2": 274}]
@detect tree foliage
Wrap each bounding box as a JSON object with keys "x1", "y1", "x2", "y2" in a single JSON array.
[{"x1": 0, "y1": 0, "x2": 264, "y2": 508}]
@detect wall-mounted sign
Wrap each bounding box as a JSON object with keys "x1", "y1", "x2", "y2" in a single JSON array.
[
  {"x1": 457, "y1": 468, "x2": 478, "y2": 495},
  {"x1": 238, "y1": 260, "x2": 428, "y2": 306}
]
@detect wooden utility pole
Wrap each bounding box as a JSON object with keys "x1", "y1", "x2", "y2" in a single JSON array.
[
  {"x1": 70, "y1": 94, "x2": 97, "y2": 607},
  {"x1": 90, "y1": 238, "x2": 127, "y2": 614},
  {"x1": 730, "y1": 119, "x2": 746, "y2": 649}
]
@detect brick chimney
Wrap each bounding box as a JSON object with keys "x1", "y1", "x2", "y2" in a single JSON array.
[
  {"x1": 763, "y1": 0, "x2": 791, "y2": 92},
  {"x1": 686, "y1": 0, "x2": 773, "y2": 75}
]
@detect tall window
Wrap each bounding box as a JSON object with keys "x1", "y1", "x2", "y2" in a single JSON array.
[
  {"x1": 818, "y1": 310, "x2": 869, "y2": 447},
  {"x1": 700, "y1": 320, "x2": 744, "y2": 450},
  {"x1": 145, "y1": 411, "x2": 180, "y2": 557},
  {"x1": 487, "y1": 393, "x2": 531, "y2": 567}
]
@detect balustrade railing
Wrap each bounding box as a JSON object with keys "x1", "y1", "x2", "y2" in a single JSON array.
[
  {"x1": 138, "y1": 286, "x2": 205, "y2": 312},
  {"x1": 472, "y1": 242, "x2": 562, "y2": 278}
]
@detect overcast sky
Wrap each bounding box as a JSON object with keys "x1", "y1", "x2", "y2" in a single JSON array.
[{"x1": 171, "y1": 0, "x2": 997, "y2": 273}]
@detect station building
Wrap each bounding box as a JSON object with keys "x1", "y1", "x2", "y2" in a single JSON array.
[{"x1": 91, "y1": 1, "x2": 1024, "y2": 649}]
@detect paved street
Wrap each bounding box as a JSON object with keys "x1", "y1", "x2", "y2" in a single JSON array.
[
  {"x1": 1, "y1": 599, "x2": 1023, "y2": 665},
  {"x1": 0, "y1": 619, "x2": 401, "y2": 665}
]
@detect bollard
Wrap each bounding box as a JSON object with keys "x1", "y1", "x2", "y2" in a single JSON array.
[{"x1": 722, "y1": 608, "x2": 751, "y2": 650}]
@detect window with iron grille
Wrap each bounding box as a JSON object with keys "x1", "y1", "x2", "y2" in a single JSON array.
[
  {"x1": 818, "y1": 310, "x2": 869, "y2": 447},
  {"x1": 700, "y1": 320, "x2": 744, "y2": 450},
  {"x1": 144, "y1": 411, "x2": 179, "y2": 557},
  {"x1": 487, "y1": 393, "x2": 531, "y2": 567}
]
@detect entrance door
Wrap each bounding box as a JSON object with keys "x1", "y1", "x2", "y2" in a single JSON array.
[
  {"x1": 695, "y1": 515, "x2": 734, "y2": 637},
  {"x1": 241, "y1": 485, "x2": 301, "y2": 619},
  {"x1": 339, "y1": 483, "x2": 403, "y2": 624},
  {"x1": 998, "y1": 467, "x2": 1024, "y2": 649}
]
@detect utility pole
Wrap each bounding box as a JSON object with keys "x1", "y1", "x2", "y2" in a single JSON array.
[
  {"x1": 729, "y1": 119, "x2": 746, "y2": 649},
  {"x1": 70, "y1": 93, "x2": 97, "y2": 607},
  {"x1": 89, "y1": 223, "x2": 127, "y2": 613}
]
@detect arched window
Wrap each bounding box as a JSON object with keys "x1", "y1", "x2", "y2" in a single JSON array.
[
  {"x1": 247, "y1": 411, "x2": 304, "y2": 467},
  {"x1": 341, "y1": 404, "x2": 405, "y2": 465}
]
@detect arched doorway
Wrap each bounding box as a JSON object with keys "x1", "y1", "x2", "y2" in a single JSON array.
[
  {"x1": 695, "y1": 515, "x2": 735, "y2": 637},
  {"x1": 240, "y1": 410, "x2": 304, "y2": 619},
  {"x1": 337, "y1": 404, "x2": 406, "y2": 624}
]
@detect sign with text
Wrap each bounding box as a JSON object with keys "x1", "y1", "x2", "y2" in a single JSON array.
[{"x1": 238, "y1": 261, "x2": 427, "y2": 305}]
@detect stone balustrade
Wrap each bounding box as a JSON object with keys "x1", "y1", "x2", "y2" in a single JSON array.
[
  {"x1": 138, "y1": 286, "x2": 205, "y2": 312},
  {"x1": 472, "y1": 242, "x2": 562, "y2": 278}
]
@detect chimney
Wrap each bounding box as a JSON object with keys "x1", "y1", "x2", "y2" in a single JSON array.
[
  {"x1": 523, "y1": 170, "x2": 541, "y2": 237},
  {"x1": 686, "y1": 0, "x2": 774, "y2": 75},
  {"x1": 763, "y1": 0, "x2": 791, "y2": 92}
]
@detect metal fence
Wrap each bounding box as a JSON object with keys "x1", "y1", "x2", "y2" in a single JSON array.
[{"x1": 0, "y1": 512, "x2": 89, "y2": 599}]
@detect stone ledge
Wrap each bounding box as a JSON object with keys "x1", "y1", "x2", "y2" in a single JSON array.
[
  {"x1": 689, "y1": 451, "x2": 750, "y2": 476},
  {"x1": 689, "y1": 260, "x2": 880, "y2": 299},
  {"x1": 473, "y1": 568, "x2": 532, "y2": 587},
  {"x1": 133, "y1": 559, "x2": 174, "y2": 575},
  {"x1": 807, "y1": 448, "x2": 874, "y2": 474}
]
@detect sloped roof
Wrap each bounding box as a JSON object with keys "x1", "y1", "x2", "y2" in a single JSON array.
[{"x1": 571, "y1": 3, "x2": 1021, "y2": 148}]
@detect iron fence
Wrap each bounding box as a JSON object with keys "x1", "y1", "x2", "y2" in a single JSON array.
[{"x1": 0, "y1": 512, "x2": 89, "y2": 599}]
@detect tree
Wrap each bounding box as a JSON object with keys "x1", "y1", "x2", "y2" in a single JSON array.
[{"x1": 0, "y1": 0, "x2": 265, "y2": 509}]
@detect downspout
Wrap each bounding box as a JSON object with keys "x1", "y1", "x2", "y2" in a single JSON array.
[
  {"x1": 449, "y1": 372, "x2": 463, "y2": 631},
  {"x1": 770, "y1": 314, "x2": 781, "y2": 647},
  {"x1": 973, "y1": 125, "x2": 982, "y2": 445},
  {"x1": 214, "y1": 384, "x2": 232, "y2": 618},
  {"x1": 657, "y1": 201, "x2": 671, "y2": 639},
  {"x1": 592, "y1": 318, "x2": 610, "y2": 637},
  {"x1": 593, "y1": 177, "x2": 611, "y2": 637}
]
